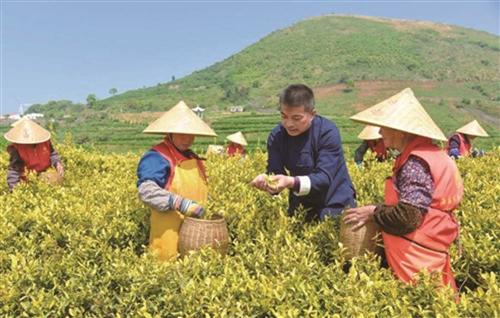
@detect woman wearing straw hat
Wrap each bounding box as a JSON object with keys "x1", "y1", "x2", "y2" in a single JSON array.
[
  {"x1": 344, "y1": 88, "x2": 463, "y2": 293},
  {"x1": 354, "y1": 125, "x2": 387, "y2": 166},
  {"x1": 446, "y1": 120, "x2": 489, "y2": 159},
  {"x1": 137, "y1": 100, "x2": 217, "y2": 261},
  {"x1": 4, "y1": 118, "x2": 64, "y2": 190},
  {"x1": 226, "y1": 131, "x2": 247, "y2": 157}
]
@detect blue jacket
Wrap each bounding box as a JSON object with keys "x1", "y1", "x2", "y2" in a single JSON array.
[
  {"x1": 136, "y1": 150, "x2": 171, "y2": 188},
  {"x1": 267, "y1": 115, "x2": 356, "y2": 221},
  {"x1": 137, "y1": 146, "x2": 201, "y2": 189}
]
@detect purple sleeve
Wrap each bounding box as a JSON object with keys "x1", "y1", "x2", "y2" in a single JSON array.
[
  {"x1": 396, "y1": 155, "x2": 434, "y2": 211},
  {"x1": 49, "y1": 142, "x2": 62, "y2": 167},
  {"x1": 292, "y1": 176, "x2": 300, "y2": 193},
  {"x1": 448, "y1": 135, "x2": 462, "y2": 158},
  {"x1": 6, "y1": 145, "x2": 23, "y2": 190}
]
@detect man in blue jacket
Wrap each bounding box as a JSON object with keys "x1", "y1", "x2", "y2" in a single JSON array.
[{"x1": 251, "y1": 84, "x2": 356, "y2": 222}]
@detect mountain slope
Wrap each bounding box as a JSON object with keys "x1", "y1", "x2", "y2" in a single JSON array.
[{"x1": 97, "y1": 14, "x2": 499, "y2": 112}]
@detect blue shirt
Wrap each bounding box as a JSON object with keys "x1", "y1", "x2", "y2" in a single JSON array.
[
  {"x1": 137, "y1": 146, "x2": 200, "y2": 189},
  {"x1": 136, "y1": 150, "x2": 171, "y2": 188},
  {"x1": 267, "y1": 115, "x2": 356, "y2": 221}
]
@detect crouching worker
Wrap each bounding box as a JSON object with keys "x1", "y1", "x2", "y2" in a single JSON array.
[
  {"x1": 354, "y1": 125, "x2": 387, "y2": 166},
  {"x1": 4, "y1": 118, "x2": 64, "y2": 190},
  {"x1": 137, "y1": 101, "x2": 217, "y2": 261},
  {"x1": 250, "y1": 84, "x2": 356, "y2": 222},
  {"x1": 226, "y1": 131, "x2": 248, "y2": 157},
  {"x1": 446, "y1": 120, "x2": 489, "y2": 159},
  {"x1": 346, "y1": 88, "x2": 463, "y2": 293}
]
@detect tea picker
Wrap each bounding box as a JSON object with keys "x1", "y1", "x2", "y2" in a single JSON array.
[
  {"x1": 4, "y1": 118, "x2": 64, "y2": 190},
  {"x1": 137, "y1": 100, "x2": 217, "y2": 261}
]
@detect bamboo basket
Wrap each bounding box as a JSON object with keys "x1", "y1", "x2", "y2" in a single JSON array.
[
  {"x1": 39, "y1": 169, "x2": 63, "y2": 186},
  {"x1": 178, "y1": 215, "x2": 229, "y2": 257},
  {"x1": 340, "y1": 218, "x2": 381, "y2": 259}
]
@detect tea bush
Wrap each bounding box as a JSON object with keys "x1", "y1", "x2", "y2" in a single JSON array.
[{"x1": 0, "y1": 143, "x2": 498, "y2": 317}]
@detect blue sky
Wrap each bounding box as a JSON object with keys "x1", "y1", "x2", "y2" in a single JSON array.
[{"x1": 1, "y1": 1, "x2": 499, "y2": 114}]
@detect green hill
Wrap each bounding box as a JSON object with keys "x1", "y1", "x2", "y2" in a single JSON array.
[{"x1": 95, "y1": 15, "x2": 499, "y2": 112}]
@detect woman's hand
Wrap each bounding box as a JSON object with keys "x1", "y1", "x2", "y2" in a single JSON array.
[
  {"x1": 56, "y1": 162, "x2": 64, "y2": 178},
  {"x1": 186, "y1": 202, "x2": 204, "y2": 218},
  {"x1": 343, "y1": 205, "x2": 377, "y2": 231}
]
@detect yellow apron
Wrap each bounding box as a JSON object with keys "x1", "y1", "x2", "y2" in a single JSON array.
[{"x1": 149, "y1": 158, "x2": 208, "y2": 261}]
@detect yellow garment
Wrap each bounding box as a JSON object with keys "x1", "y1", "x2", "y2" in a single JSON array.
[{"x1": 149, "y1": 158, "x2": 208, "y2": 261}]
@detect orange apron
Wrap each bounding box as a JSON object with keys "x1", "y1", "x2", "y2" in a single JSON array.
[
  {"x1": 382, "y1": 137, "x2": 463, "y2": 291},
  {"x1": 148, "y1": 140, "x2": 208, "y2": 261}
]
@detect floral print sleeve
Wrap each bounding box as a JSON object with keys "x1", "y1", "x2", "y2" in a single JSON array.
[{"x1": 396, "y1": 155, "x2": 434, "y2": 211}]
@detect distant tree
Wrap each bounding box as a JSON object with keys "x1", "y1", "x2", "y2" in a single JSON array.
[
  {"x1": 109, "y1": 88, "x2": 118, "y2": 95},
  {"x1": 171, "y1": 75, "x2": 176, "y2": 82},
  {"x1": 86, "y1": 94, "x2": 97, "y2": 108}
]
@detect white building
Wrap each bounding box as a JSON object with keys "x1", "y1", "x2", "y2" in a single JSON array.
[
  {"x1": 8, "y1": 114, "x2": 21, "y2": 120},
  {"x1": 192, "y1": 105, "x2": 205, "y2": 119},
  {"x1": 24, "y1": 113, "x2": 44, "y2": 119},
  {"x1": 230, "y1": 106, "x2": 245, "y2": 113}
]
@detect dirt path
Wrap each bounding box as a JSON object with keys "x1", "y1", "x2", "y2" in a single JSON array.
[
  {"x1": 314, "y1": 80, "x2": 436, "y2": 99},
  {"x1": 462, "y1": 107, "x2": 500, "y2": 127}
]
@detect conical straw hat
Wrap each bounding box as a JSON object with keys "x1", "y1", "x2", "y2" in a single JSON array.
[
  {"x1": 4, "y1": 118, "x2": 51, "y2": 144},
  {"x1": 226, "y1": 131, "x2": 248, "y2": 146},
  {"x1": 350, "y1": 88, "x2": 447, "y2": 141},
  {"x1": 11, "y1": 117, "x2": 29, "y2": 127},
  {"x1": 143, "y1": 100, "x2": 217, "y2": 136},
  {"x1": 357, "y1": 125, "x2": 382, "y2": 140},
  {"x1": 456, "y1": 120, "x2": 489, "y2": 137}
]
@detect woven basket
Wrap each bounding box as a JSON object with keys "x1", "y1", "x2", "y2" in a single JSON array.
[
  {"x1": 340, "y1": 218, "x2": 381, "y2": 259},
  {"x1": 39, "y1": 169, "x2": 63, "y2": 186},
  {"x1": 178, "y1": 215, "x2": 229, "y2": 257}
]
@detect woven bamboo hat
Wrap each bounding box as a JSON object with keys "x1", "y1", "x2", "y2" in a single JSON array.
[
  {"x1": 4, "y1": 118, "x2": 51, "y2": 144},
  {"x1": 143, "y1": 100, "x2": 217, "y2": 136},
  {"x1": 357, "y1": 125, "x2": 382, "y2": 140},
  {"x1": 11, "y1": 117, "x2": 29, "y2": 127},
  {"x1": 226, "y1": 131, "x2": 248, "y2": 146},
  {"x1": 350, "y1": 88, "x2": 447, "y2": 141},
  {"x1": 456, "y1": 120, "x2": 489, "y2": 137}
]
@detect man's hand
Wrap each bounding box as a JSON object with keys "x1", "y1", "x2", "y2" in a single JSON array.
[
  {"x1": 266, "y1": 174, "x2": 294, "y2": 194},
  {"x1": 250, "y1": 174, "x2": 294, "y2": 194},
  {"x1": 250, "y1": 174, "x2": 268, "y2": 191}
]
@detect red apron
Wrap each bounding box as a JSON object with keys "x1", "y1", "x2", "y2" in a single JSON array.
[
  {"x1": 13, "y1": 141, "x2": 52, "y2": 174},
  {"x1": 226, "y1": 143, "x2": 245, "y2": 157},
  {"x1": 383, "y1": 136, "x2": 463, "y2": 291},
  {"x1": 367, "y1": 139, "x2": 387, "y2": 161}
]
